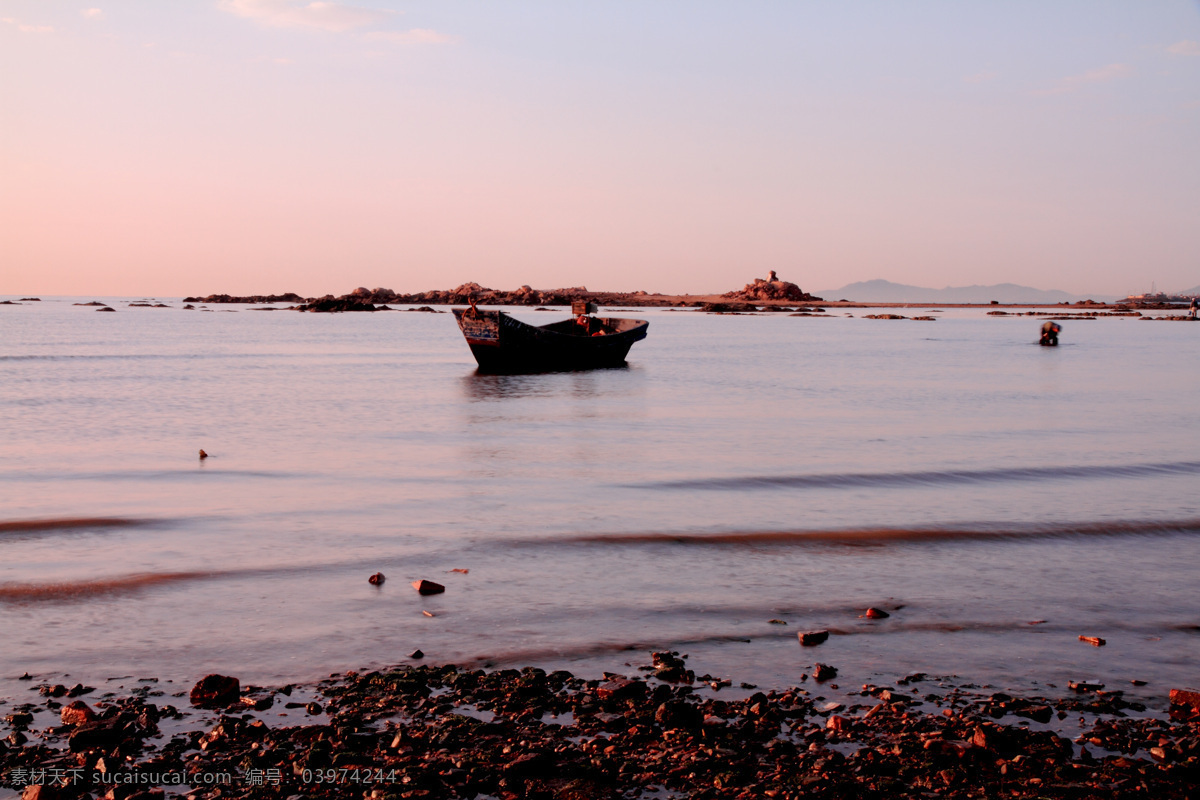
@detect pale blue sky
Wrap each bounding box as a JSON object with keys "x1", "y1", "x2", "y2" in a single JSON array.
[{"x1": 2, "y1": 1, "x2": 1198, "y2": 296}]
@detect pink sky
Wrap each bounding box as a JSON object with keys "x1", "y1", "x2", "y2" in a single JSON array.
[{"x1": 2, "y1": 1, "x2": 1199, "y2": 297}]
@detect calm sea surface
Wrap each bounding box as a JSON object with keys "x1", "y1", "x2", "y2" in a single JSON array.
[{"x1": 2, "y1": 298, "x2": 1199, "y2": 707}]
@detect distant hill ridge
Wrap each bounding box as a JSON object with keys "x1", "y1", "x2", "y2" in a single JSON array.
[{"x1": 817, "y1": 279, "x2": 1117, "y2": 304}]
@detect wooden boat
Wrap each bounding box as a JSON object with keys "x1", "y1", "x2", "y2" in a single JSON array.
[{"x1": 453, "y1": 303, "x2": 649, "y2": 373}]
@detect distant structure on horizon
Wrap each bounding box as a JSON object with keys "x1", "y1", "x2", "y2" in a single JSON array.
[{"x1": 1122, "y1": 290, "x2": 1199, "y2": 304}]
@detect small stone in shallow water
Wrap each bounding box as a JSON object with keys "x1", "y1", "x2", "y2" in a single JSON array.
[
  {"x1": 1067, "y1": 679, "x2": 1104, "y2": 692},
  {"x1": 412, "y1": 579, "x2": 445, "y2": 595},
  {"x1": 862, "y1": 607, "x2": 890, "y2": 619},
  {"x1": 410, "y1": 649, "x2": 424, "y2": 659},
  {"x1": 798, "y1": 630, "x2": 830, "y2": 646},
  {"x1": 1078, "y1": 635, "x2": 1106, "y2": 646},
  {"x1": 368, "y1": 572, "x2": 385, "y2": 585},
  {"x1": 198, "y1": 449, "x2": 208, "y2": 459},
  {"x1": 813, "y1": 664, "x2": 838, "y2": 682}
]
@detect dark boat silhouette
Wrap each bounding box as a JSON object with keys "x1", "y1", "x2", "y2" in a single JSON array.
[{"x1": 452, "y1": 303, "x2": 648, "y2": 373}]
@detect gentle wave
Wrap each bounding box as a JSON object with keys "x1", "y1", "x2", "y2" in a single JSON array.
[
  {"x1": 0, "y1": 554, "x2": 460, "y2": 602},
  {"x1": 0, "y1": 572, "x2": 215, "y2": 602},
  {"x1": 555, "y1": 518, "x2": 1200, "y2": 547},
  {"x1": 461, "y1": 621, "x2": 1080, "y2": 669},
  {"x1": 0, "y1": 353, "x2": 301, "y2": 362},
  {"x1": 0, "y1": 517, "x2": 149, "y2": 535},
  {"x1": 0, "y1": 469, "x2": 304, "y2": 483},
  {"x1": 627, "y1": 461, "x2": 1200, "y2": 492}
]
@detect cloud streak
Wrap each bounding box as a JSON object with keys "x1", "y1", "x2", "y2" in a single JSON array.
[
  {"x1": 1035, "y1": 62, "x2": 1130, "y2": 96},
  {"x1": 219, "y1": 0, "x2": 391, "y2": 32},
  {"x1": 1, "y1": 16, "x2": 54, "y2": 33},
  {"x1": 1167, "y1": 40, "x2": 1200, "y2": 57}
]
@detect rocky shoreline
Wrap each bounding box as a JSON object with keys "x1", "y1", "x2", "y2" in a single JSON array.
[
  {"x1": 182, "y1": 276, "x2": 821, "y2": 313},
  {"x1": 3, "y1": 653, "x2": 1199, "y2": 799}
]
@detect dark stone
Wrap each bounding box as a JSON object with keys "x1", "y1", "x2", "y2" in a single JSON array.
[
  {"x1": 596, "y1": 678, "x2": 647, "y2": 700},
  {"x1": 655, "y1": 700, "x2": 702, "y2": 729},
  {"x1": 412, "y1": 579, "x2": 445, "y2": 595},
  {"x1": 368, "y1": 572, "x2": 385, "y2": 585},
  {"x1": 798, "y1": 630, "x2": 830, "y2": 646},
  {"x1": 189, "y1": 674, "x2": 240, "y2": 707},
  {"x1": 1013, "y1": 704, "x2": 1054, "y2": 723},
  {"x1": 813, "y1": 664, "x2": 838, "y2": 682},
  {"x1": 68, "y1": 718, "x2": 124, "y2": 752}
]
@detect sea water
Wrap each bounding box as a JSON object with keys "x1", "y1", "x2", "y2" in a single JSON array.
[{"x1": 2, "y1": 298, "x2": 1198, "y2": 707}]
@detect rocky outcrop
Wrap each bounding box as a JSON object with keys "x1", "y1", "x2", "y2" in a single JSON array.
[
  {"x1": 183, "y1": 275, "x2": 823, "y2": 311},
  {"x1": 291, "y1": 296, "x2": 382, "y2": 312},
  {"x1": 723, "y1": 272, "x2": 819, "y2": 302},
  {"x1": 181, "y1": 293, "x2": 306, "y2": 303}
]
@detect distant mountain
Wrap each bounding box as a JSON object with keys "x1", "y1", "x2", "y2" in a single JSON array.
[
  {"x1": 816, "y1": 279, "x2": 1116, "y2": 304},
  {"x1": 1175, "y1": 284, "x2": 1200, "y2": 296}
]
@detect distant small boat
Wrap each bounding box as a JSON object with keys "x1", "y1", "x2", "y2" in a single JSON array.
[{"x1": 452, "y1": 303, "x2": 649, "y2": 373}]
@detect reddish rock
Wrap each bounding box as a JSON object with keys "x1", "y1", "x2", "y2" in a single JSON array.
[
  {"x1": 813, "y1": 664, "x2": 838, "y2": 682},
  {"x1": 797, "y1": 630, "x2": 829, "y2": 646},
  {"x1": 368, "y1": 572, "x2": 385, "y2": 585},
  {"x1": 67, "y1": 718, "x2": 123, "y2": 752},
  {"x1": 597, "y1": 677, "x2": 647, "y2": 700},
  {"x1": 1169, "y1": 688, "x2": 1200, "y2": 711},
  {"x1": 189, "y1": 674, "x2": 240, "y2": 707},
  {"x1": 826, "y1": 715, "x2": 850, "y2": 732},
  {"x1": 862, "y1": 607, "x2": 890, "y2": 619},
  {"x1": 412, "y1": 579, "x2": 445, "y2": 595},
  {"x1": 1068, "y1": 679, "x2": 1104, "y2": 692},
  {"x1": 1013, "y1": 704, "x2": 1054, "y2": 723},
  {"x1": 1078, "y1": 635, "x2": 1106, "y2": 646},
  {"x1": 60, "y1": 700, "x2": 96, "y2": 726}
]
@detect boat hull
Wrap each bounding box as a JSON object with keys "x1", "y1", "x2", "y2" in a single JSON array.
[{"x1": 453, "y1": 309, "x2": 648, "y2": 373}]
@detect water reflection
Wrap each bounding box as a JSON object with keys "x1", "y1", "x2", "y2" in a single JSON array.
[{"x1": 462, "y1": 365, "x2": 631, "y2": 402}]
